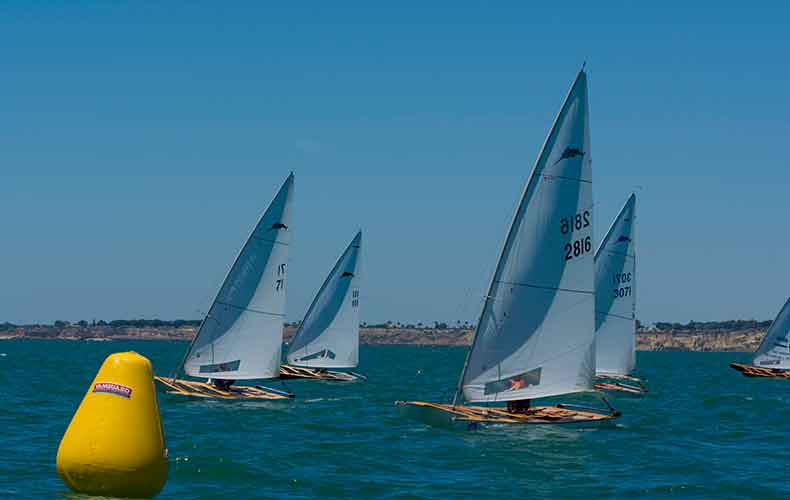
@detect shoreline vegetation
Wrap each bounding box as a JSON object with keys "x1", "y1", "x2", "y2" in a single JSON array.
[{"x1": 0, "y1": 319, "x2": 771, "y2": 352}]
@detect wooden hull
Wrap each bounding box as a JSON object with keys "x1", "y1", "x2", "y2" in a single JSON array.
[
  {"x1": 154, "y1": 376, "x2": 294, "y2": 400},
  {"x1": 279, "y1": 364, "x2": 366, "y2": 382},
  {"x1": 594, "y1": 374, "x2": 648, "y2": 396},
  {"x1": 396, "y1": 401, "x2": 619, "y2": 429},
  {"x1": 730, "y1": 362, "x2": 790, "y2": 378}
]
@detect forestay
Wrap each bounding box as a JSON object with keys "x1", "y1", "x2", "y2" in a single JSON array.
[
  {"x1": 752, "y1": 298, "x2": 790, "y2": 370},
  {"x1": 287, "y1": 231, "x2": 362, "y2": 369},
  {"x1": 594, "y1": 194, "x2": 637, "y2": 375},
  {"x1": 461, "y1": 69, "x2": 595, "y2": 403},
  {"x1": 183, "y1": 174, "x2": 294, "y2": 380}
]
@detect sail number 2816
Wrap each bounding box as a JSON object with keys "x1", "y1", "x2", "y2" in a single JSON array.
[
  {"x1": 560, "y1": 210, "x2": 590, "y2": 235},
  {"x1": 564, "y1": 236, "x2": 591, "y2": 260}
]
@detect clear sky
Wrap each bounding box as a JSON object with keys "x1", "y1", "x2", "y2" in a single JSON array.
[{"x1": 1, "y1": 2, "x2": 788, "y2": 325}]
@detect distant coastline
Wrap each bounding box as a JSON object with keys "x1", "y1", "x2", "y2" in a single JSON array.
[{"x1": 0, "y1": 319, "x2": 768, "y2": 352}]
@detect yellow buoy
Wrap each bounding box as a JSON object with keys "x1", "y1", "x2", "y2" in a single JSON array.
[{"x1": 56, "y1": 352, "x2": 168, "y2": 498}]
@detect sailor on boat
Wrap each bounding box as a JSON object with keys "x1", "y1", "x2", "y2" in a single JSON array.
[
  {"x1": 210, "y1": 378, "x2": 235, "y2": 390},
  {"x1": 507, "y1": 399, "x2": 531, "y2": 414}
]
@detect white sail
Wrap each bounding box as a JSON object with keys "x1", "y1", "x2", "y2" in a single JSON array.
[
  {"x1": 461, "y1": 68, "x2": 594, "y2": 403},
  {"x1": 183, "y1": 174, "x2": 294, "y2": 380},
  {"x1": 286, "y1": 231, "x2": 362, "y2": 369},
  {"x1": 752, "y1": 298, "x2": 790, "y2": 369},
  {"x1": 594, "y1": 193, "x2": 637, "y2": 375}
]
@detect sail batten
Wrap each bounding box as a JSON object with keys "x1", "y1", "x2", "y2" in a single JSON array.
[
  {"x1": 594, "y1": 193, "x2": 637, "y2": 376},
  {"x1": 460, "y1": 68, "x2": 595, "y2": 403},
  {"x1": 182, "y1": 174, "x2": 294, "y2": 380},
  {"x1": 286, "y1": 231, "x2": 362, "y2": 369}
]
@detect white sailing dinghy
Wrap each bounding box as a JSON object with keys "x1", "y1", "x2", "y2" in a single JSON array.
[
  {"x1": 156, "y1": 174, "x2": 295, "y2": 400},
  {"x1": 397, "y1": 67, "x2": 620, "y2": 427},
  {"x1": 593, "y1": 193, "x2": 647, "y2": 395},
  {"x1": 280, "y1": 230, "x2": 365, "y2": 382},
  {"x1": 731, "y1": 298, "x2": 790, "y2": 378}
]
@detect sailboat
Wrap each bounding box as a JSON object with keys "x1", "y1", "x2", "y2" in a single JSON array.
[
  {"x1": 593, "y1": 193, "x2": 647, "y2": 395},
  {"x1": 280, "y1": 231, "x2": 365, "y2": 382},
  {"x1": 155, "y1": 174, "x2": 295, "y2": 399},
  {"x1": 397, "y1": 66, "x2": 620, "y2": 427},
  {"x1": 730, "y1": 298, "x2": 790, "y2": 378}
]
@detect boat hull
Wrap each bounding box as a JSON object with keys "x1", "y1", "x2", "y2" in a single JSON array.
[
  {"x1": 730, "y1": 362, "x2": 790, "y2": 378},
  {"x1": 279, "y1": 364, "x2": 366, "y2": 382},
  {"x1": 594, "y1": 374, "x2": 648, "y2": 396},
  {"x1": 154, "y1": 376, "x2": 294, "y2": 400},
  {"x1": 395, "y1": 400, "x2": 619, "y2": 429}
]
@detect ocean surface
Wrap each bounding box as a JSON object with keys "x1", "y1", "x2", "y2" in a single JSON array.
[{"x1": 0, "y1": 340, "x2": 786, "y2": 499}]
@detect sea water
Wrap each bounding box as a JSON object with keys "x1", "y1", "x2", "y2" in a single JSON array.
[{"x1": 0, "y1": 340, "x2": 786, "y2": 499}]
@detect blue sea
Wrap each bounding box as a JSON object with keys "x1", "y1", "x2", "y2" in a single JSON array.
[{"x1": 0, "y1": 340, "x2": 785, "y2": 499}]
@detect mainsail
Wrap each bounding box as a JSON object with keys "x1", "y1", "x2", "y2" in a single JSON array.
[
  {"x1": 287, "y1": 231, "x2": 362, "y2": 369},
  {"x1": 182, "y1": 174, "x2": 294, "y2": 380},
  {"x1": 594, "y1": 193, "x2": 637, "y2": 375},
  {"x1": 752, "y1": 298, "x2": 790, "y2": 369},
  {"x1": 460, "y1": 68, "x2": 594, "y2": 403}
]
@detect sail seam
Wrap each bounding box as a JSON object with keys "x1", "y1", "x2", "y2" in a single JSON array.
[
  {"x1": 541, "y1": 174, "x2": 592, "y2": 184},
  {"x1": 601, "y1": 250, "x2": 635, "y2": 258},
  {"x1": 214, "y1": 300, "x2": 286, "y2": 317},
  {"x1": 250, "y1": 235, "x2": 289, "y2": 246},
  {"x1": 495, "y1": 280, "x2": 594, "y2": 295},
  {"x1": 597, "y1": 311, "x2": 633, "y2": 321}
]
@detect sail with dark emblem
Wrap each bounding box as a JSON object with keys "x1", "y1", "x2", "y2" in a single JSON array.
[
  {"x1": 752, "y1": 298, "x2": 790, "y2": 369},
  {"x1": 287, "y1": 231, "x2": 362, "y2": 369},
  {"x1": 595, "y1": 193, "x2": 637, "y2": 376},
  {"x1": 183, "y1": 174, "x2": 294, "y2": 380},
  {"x1": 460, "y1": 69, "x2": 595, "y2": 403}
]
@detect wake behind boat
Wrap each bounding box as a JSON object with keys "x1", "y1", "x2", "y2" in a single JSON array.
[
  {"x1": 280, "y1": 231, "x2": 365, "y2": 382},
  {"x1": 397, "y1": 66, "x2": 619, "y2": 427},
  {"x1": 155, "y1": 174, "x2": 295, "y2": 400},
  {"x1": 731, "y1": 297, "x2": 790, "y2": 378},
  {"x1": 593, "y1": 193, "x2": 647, "y2": 396}
]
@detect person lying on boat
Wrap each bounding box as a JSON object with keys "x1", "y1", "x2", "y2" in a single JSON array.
[
  {"x1": 506, "y1": 399, "x2": 531, "y2": 414},
  {"x1": 508, "y1": 375, "x2": 529, "y2": 391},
  {"x1": 211, "y1": 378, "x2": 235, "y2": 390}
]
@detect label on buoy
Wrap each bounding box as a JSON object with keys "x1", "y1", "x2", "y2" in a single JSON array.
[{"x1": 92, "y1": 382, "x2": 133, "y2": 398}]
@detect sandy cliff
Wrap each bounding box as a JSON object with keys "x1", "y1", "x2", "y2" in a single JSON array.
[{"x1": 2, "y1": 324, "x2": 765, "y2": 352}]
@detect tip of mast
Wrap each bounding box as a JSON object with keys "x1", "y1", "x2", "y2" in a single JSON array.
[{"x1": 580, "y1": 61, "x2": 587, "y2": 73}]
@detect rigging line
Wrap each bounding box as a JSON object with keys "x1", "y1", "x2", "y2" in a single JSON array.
[{"x1": 494, "y1": 280, "x2": 594, "y2": 295}]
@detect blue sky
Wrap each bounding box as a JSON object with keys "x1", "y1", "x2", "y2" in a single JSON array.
[{"x1": 1, "y1": 2, "x2": 788, "y2": 325}]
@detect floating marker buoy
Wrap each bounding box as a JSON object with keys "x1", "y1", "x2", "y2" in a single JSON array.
[{"x1": 56, "y1": 352, "x2": 168, "y2": 498}]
